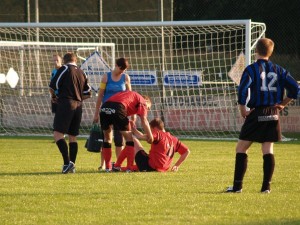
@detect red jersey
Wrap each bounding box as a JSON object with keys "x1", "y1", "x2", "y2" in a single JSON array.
[
  {"x1": 148, "y1": 128, "x2": 189, "y2": 172},
  {"x1": 106, "y1": 90, "x2": 148, "y2": 117}
]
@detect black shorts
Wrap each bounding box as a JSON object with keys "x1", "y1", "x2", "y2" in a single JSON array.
[
  {"x1": 51, "y1": 102, "x2": 57, "y2": 113},
  {"x1": 53, "y1": 99, "x2": 82, "y2": 136},
  {"x1": 239, "y1": 106, "x2": 281, "y2": 143},
  {"x1": 100, "y1": 102, "x2": 129, "y2": 131},
  {"x1": 135, "y1": 150, "x2": 156, "y2": 172}
]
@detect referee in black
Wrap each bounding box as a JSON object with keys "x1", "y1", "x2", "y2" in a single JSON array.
[
  {"x1": 49, "y1": 52, "x2": 91, "y2": 173},
  {"x1": 226, "y1": 38, "x2": 299, "y2": 193}
]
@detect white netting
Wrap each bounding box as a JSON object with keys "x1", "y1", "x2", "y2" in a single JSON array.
[{"x1": 0, "y1": 20, "x2": 266, "y2": 138}]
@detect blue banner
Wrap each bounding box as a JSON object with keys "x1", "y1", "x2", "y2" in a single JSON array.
[
  {"x1": 163, "y1": 70, "x2": 202, "y2": 86},
  {"x1": 127, "y1": 70, "x2": 157, "y2": 86}
]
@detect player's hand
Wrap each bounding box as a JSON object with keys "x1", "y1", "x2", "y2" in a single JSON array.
[
  {"x1": 240, "y1": 108, "x2": 254, "y2": 119},
  {"x1": 93, "y1": 114, "x2": 99, "y2": 124},
  {"x1": 51, "y1": 96, "x2": 58, "y2": 103},
  {"x1": 171, "y1": 166, "x2": 179, "y2": 172},
  {"x1": 274, "y1": 104, "x2": 284, "y2": 111}
]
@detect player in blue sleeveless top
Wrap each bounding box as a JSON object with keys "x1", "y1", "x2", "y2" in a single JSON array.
[
  {"x1": 50, "y1": 54, "x2": 62, "y2": 113},
  {"x1": 93, "y1": 57, "x2": 132, "y2": 171},
  {"x1": 226, "y1": 38, "x2": 299, "y2": 193}
]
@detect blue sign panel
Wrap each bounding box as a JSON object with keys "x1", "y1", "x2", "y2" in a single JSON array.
[
  {"x1": 127, "y1": 71, "x2": 157, "y2": 86},
  {"x1": 163, "y1": 70, "x2": 202, "y2": 86}
]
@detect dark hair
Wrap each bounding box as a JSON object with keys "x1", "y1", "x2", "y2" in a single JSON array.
[
  {"x1": 116, "y1": 57, "x2": 129, "y2": 70},
  {"x1": 149, "y1": 118, "x2": 165, "y2": 130},
  {"x1": 63, "y1": 52, "x2": 77, "y2": 64},
  {"x1": 256, "y1": 38, "x2": 274, "y2": 57}
]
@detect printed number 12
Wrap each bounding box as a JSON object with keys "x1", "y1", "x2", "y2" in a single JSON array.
[{"x1": 260, "y1": 72, "x2": 277, "y2": 92}]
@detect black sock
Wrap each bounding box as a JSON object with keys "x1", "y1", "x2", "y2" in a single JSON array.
[
  {"x1": 233, "y1": 153, "x2": 248, "y2": 190},
  {"x1": 261, "y1": 154, "x2": 275, "y2": 191},
  {"x1": 56, "y1": 139, "x2": 69, "y2": 165},
  {"x1": 69, "y1": 142, "x2": 78, "y2": 163}
]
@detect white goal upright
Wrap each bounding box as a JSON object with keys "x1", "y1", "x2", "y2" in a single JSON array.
[{"x1": 0, "y1": 20, "x2": 266, "y2": 139}]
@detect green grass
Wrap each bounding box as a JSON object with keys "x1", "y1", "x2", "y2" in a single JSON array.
[{"x1": 0, "y1": 137, "x2": 299, "y2": 225}]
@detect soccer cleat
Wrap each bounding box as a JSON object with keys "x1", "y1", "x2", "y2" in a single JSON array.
[
  {"x1": 69, "y1": 167, "x2": 76, "y2": 173},
  {"x1": 112, "y1": 165, "x2": 122, "y2": 172},
  {"x1": 105, "y1": 168, "x2": 112, "y2": 173},
  {"x1": 62, "y1": 161, "x2": 75, "y2": 174},
  {"x1": 225, "y1": 186, "x2": 242, "y2": 193},
  {"x1": 62, "y1": 165, "x2": 68, "y2": 173},
  {"x1": 261, "y1": 189, "x2": 271, "y2": 194}
]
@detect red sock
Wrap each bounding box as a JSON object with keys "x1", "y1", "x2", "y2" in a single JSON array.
[
  {"x1": 126, "y1": 146, "x2": 135, "y2": 170},
  {"x1": 114, "y1": 149, "x2": 127, "y2": 167},
  {"x1": 102, "y1": 147, "x2": 112, "y2": 169}
]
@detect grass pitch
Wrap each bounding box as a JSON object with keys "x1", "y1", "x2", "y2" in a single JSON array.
[{"x1": 0, "y1": 137, "x2": 299, "y2": 225}]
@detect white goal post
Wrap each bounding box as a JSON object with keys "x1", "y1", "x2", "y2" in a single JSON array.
[{"x1": 0, "y1": 20, "x2": 266, "y2": 139}]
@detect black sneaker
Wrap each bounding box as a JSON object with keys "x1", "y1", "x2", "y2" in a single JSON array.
[
  {"x1": 225, "y1": 186, "x2": 242, "y2": 193},
  {"x1": 62, "y1": 165, "x2": 68, "y2": 173},
  {"x1": 112, "y1": 166, "x2": 122, "y2": 172},
  {"x1": 62, "y1": 161, "x2": 75, "y2": 174},
  {"x1": 261, "y1": 189, "x2": 271, "y2": 194}
]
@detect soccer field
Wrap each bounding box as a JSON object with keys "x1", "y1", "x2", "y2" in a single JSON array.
[{"x1": 0, "y1": 137, "x2": 299, "y2": 225}]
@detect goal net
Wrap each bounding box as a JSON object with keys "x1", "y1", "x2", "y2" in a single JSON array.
[{"x1": 0, "y1": 20, "x2": 266, "y2": 139}]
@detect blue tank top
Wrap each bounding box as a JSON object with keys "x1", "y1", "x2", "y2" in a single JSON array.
[{"x1": 103, "y1": 71, "x2": 126, "y2": 102}]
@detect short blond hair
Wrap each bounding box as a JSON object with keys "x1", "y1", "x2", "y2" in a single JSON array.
[{"x1": 256, "y1": 38, "x2": 274, "y2": 58}]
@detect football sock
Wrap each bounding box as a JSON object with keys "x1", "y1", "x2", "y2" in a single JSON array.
[
  {"x1": 233, "y1": 153, "x2": 248, "y2": 191},
  {"x1": 125, "y1": 141, "x2": 135, "y2": 170},
  {"x1": 69, "y1": 142, "x2": 78, "y2": 163},
  {"x1": 114, "y1": 149, "x2": 127, "y2": 167},
  {"x1": 102, "y1": 142, "x2": 112, "y2": 170},
  {"x1": 56, "y1": 139, "x2": 69, "y2": 165},
  {"x1": 261, "y1": 153, "x2": 275, "y2": 191}
]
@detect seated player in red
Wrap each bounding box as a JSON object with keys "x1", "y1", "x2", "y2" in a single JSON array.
[{"x1": 130, "y1": 118, "x2": 190, "y2": 172}]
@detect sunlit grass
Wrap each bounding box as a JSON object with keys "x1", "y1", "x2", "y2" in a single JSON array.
[{"x1": 0, "y1": 137, "x2": 299, "y2": 225}]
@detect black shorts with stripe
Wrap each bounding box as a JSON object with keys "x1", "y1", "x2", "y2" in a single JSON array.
[
  {"x1": 135, "y1": 150, "x2": 156, "y2": 172},
  {"x1": 239, "y1": 106, "x2": 281, "y2": 143},
  {"x1": 53, "y1": 98, "x2": 82, "y2": 136},
  {"x1": 100, "y1": 102, "x2": 129, "y2": 131}
]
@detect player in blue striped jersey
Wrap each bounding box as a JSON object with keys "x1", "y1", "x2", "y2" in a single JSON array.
[{"x1": 226, "y1": 38, "x2": 299, "y2": 193}]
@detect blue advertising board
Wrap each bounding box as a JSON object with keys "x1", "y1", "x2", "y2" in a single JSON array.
[
  {"x1": 127, "y1": 70, "x2": 157, "y2": 86},
  {"x1": 163, "y1": 70, "x2": 202, "y2": 86}
]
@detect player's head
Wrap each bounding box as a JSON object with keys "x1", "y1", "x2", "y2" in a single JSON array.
[
  {"x1": 149, "y1": 118, "x2": 165, "y2": 131},
  {"x1": 63, "y1": 52, "x2": 77, "y2": 64},
  {"x1": 142, "y1": 95, "x2": 152, "y2": 110},
  {"x1": 116, "y1": 57, "x2": 129, "y2": 71},
  {"x1": 53, "y1": 54, "x2": 62, "y2": 69},
  {"x1": 256, "y1": 38, "x2": 274, "y2": 58}
]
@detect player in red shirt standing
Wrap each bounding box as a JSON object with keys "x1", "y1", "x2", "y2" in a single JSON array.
[
  {"x1": 130, "y1": 118, "x2": 190, "y2": 172},
  {"x1": 100, "y1": 90, "x2": 153, "y2": 171}
]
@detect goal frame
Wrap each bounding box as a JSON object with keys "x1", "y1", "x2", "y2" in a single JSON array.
[{"x1": 0, "y1": 20, "x2": 266, "y2": 139}]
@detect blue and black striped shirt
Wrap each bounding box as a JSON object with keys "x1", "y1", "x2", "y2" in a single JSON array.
[{"x1": 238, "y1": 59, "x2": 299, "y2": 108}]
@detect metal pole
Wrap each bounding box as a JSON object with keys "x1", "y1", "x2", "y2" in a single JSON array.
[
  {"x1": 160, "y1": 0, "x2": 166, "y2": 122},
  {"x1": 35, "y1": 0, "x2": 42, "y2": 92}
]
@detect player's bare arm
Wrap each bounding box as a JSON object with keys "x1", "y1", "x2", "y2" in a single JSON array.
[
  {"x1": 274, "y1": 97, "x2": 293, "y2": 111},
  {"x1": 140, "y1": 116, "x2": 153, "y2": 144},
  {"x1": 130, "y1": 121, "x2": 148, "y2": 140},
  {"x1": 49, "y1": 88, "x2": 57, "y2": 103},
  {"x1": 93, "y1": 74, "x2": 107, "y2": 123},
  {"x1": 171, "y1": 150, "x2": 190, "y2": 172},
  {"x1": 239, "y1": 105, "x2": 254, "y2": 118}
]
